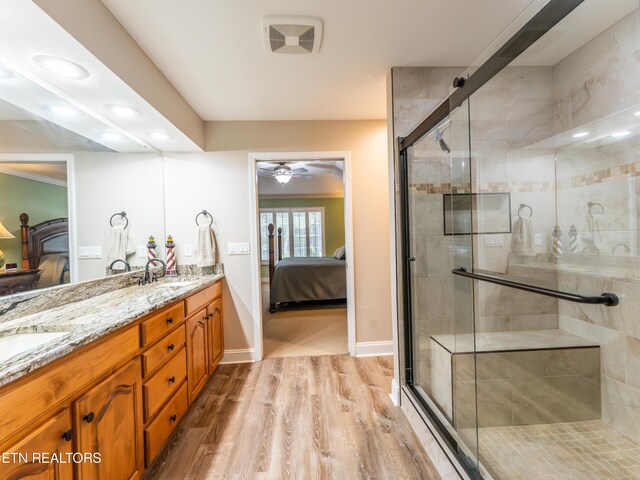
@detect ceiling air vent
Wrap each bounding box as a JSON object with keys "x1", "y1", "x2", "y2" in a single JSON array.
[{"x1": 263, "y1": 16, "x2": 323, "y2": 55}]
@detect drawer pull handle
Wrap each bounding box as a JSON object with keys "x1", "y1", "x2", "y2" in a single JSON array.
[
  {"x1": 170, "y1": 414, "x2": 177, "y2": 422},
  {"x1": 167, "y1": 343, "x2": 175, "y2": 351},
  {"x1": 83, "y1": 412, "x2": 95, "y2": 423},
  {"x1": 169, "y1": 376, "x2": 176, "y2": 384},
  {"x1": 61, "y1": 429, "x2": 74, "y2": 441},
  {"x1": 166, "y1": 317, "x2": 174, "y2": 325}
]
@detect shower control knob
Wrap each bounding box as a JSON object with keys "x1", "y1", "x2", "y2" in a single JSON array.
[
  {"x1": 453, "y1": 77, "x2": 466, "y2": 88},
  {"x1": 408, "y1": 257, "x2": 416, "y2": 262}
]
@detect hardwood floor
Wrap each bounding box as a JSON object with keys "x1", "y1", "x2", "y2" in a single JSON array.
[{"x1": 143, "y1": 355, "x2": 441, "y2": 480}]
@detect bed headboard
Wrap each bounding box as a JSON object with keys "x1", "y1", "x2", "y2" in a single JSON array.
[
  {"x1": 20, "y1": 213, "x2": 69, "y2": 269},
  {"x1": 267, "y1": 223, "x2": 283, "y2": 286}
]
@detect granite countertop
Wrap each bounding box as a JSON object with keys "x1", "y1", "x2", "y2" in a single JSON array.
[{"x1": 0, "y1": 274, "x2": 224, "y2": 388}]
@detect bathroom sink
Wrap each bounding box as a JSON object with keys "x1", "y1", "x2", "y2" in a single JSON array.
[{"x1": 0, "y1": 331, "x2": 71, "y2": 363}]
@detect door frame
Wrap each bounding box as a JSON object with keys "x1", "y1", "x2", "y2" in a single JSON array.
[
  {"x1": 0, "y1": 153, "x2": 77, "y2": 283},
  {"x1": 248, "y1": 151, "x2": 356, "y2": 360}
]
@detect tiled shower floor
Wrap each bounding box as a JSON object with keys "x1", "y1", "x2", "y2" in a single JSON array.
[{"x1": 477, "y1": 421, "x2": 640, "y2": 480}]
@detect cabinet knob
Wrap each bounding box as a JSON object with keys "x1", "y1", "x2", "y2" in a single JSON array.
[
  {"x1": 83, "y1": 412, "x2": 95, "y2": 423},
  {"x1": 168, "y1": 376, "x2": 176, "y2": 384},
  {"x1": 208, "y1": 313, "x2": 213, "y2": 319},
  {"x1": 61, "y1": 429, "x2": 74, "y2": 441},
  {"x1": 167, "y1": 343, "x2": 175, "y2": 351},
  {"x1": 166, "y1": 317, "x2": 173, "y2": 325},
  {"x1": 170, "y1": 414, "x2": 177, "y2": 422}
]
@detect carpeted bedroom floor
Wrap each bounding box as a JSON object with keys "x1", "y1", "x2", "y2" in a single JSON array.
[{"x1": 262, "y1": 283, "x2": 348, "y2": 358}]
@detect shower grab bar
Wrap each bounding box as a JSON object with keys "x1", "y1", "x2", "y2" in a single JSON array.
[{"x1": 451, "y1": 267, "x2": 619, "y2": 307}]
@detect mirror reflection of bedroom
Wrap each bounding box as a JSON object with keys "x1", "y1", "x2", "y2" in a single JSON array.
[
  {"x1": 0, "y1": 159, "x2": 70, "y2": 295},
  {"x1": 258, "y1": 159, "x2": 348, "y2": 358}
]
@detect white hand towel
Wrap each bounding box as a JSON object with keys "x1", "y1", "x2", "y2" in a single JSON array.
[
  {"x1": 197, "y1": 224, "x2": 216, "y2": 267},
  {"x1": 582, "y1": 214, "x2": 605, "y2": 254},
  {"x1": 106, "y1": 224, "x2": 135, "y2": 267},
  {"x1": 511, "y1": 216, "x2": 534, "y2": 255}
]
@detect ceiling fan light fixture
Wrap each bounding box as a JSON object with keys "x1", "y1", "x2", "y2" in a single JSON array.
[{"x1": 274, "y1": 171, "x2": 293, "y2": 184}]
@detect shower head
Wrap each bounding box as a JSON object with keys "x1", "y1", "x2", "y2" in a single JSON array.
[{"x1": 435, "y1": 128, "x2": 451, "y2": 154}]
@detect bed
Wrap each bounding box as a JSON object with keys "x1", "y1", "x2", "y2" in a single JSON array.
[
  {"x1": 20, "y1": 212, "x2": 70, "y2": 288},
  {"x1": 267, "y1": 223, "x2": 346, "y2": 312}
]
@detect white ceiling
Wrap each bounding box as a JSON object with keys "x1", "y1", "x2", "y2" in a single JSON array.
[
  {"x1": 258, "y1": 160, "x2": 344, "y2": 197},
  {"x1": 100, "y1": 0, "x2": 537, "y2": 121},
  {"x1": 0, "y1": 161, "x2": 67, "y2": 185}
]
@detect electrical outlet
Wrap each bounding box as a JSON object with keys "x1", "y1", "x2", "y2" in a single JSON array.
[
  {"x1": 184, "y1": 244, "x2": 193, "y2": 257},
  {"x1": 78, "y1": 246, "x2": 102, "y2": 259},
  {"x1": 228, "y1": 242, "x2": 250, "y2": 255},
  {"x1": 534, "y1": 234, "x2": 542, "y2": 246},
  {"x1": 137, "y1": 245, "x2": 147, "y2": 258}
]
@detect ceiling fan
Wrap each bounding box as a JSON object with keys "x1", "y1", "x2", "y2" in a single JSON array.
[{"x1": 258, "y1": 161, "x2": 313, "y2": 184}]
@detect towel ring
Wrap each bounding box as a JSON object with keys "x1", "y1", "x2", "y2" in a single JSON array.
[
  {"x1": 588, "y1": 202, "x2": 604, "y2": 217},
  {"x1": 109, "y1": 211, "x2": 128, "y2": 229},
  {"x1": 195, "y1": 210, "x2": 213, "y2": 226},
  {"x1": 518, "y1": 204, "x2": 533, "y2": 218}
]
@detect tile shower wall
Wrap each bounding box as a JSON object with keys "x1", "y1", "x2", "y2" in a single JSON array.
[
  {"x1": 550, "y1": 9, "x2": 640, "y2": 443},
  {"x1": 392, "y1": 67, "x2": 463, "y2": 393}
]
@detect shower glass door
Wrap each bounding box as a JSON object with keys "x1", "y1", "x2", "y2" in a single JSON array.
[{"x1": 403, "y1": 97, "x2": 479, "y2": 472}]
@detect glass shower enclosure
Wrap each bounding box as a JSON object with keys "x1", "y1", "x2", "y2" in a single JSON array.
[{"x1": 398, "y1": 1, "x2": 640, "y2": 478}]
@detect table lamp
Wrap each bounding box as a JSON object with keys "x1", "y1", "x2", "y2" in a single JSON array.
[{"x1": 0, "y1": 221, "x2": 16, "y2": 271}]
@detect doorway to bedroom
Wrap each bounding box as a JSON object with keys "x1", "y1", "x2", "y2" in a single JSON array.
[{"x1": 252, "y1": 154, "x2": 352, "y2": 358}]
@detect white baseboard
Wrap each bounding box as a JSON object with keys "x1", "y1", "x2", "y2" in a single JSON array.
[
  {"x1": 220, "y1": 348, "x2": 256, "y2": 364},
  {"x1": 389, "y1": 378, "x2": 400, "y2": 406},
  {"x1": 354, "y1": 340, "x2": 394, "y2": 357}
]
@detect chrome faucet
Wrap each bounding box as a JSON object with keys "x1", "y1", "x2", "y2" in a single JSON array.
[
  {"x1": 142, "y1": 258, "x2": 167, "y2": 284},
  {"x1": 107, "y1": 259, "x2": 131, "y2": 273}
]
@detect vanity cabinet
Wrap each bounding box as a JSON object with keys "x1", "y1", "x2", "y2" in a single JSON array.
[
  {"x1": 0, "y1": 408, "x2": 74, "y2": 480},
  {"x1": 185, "y1": 309, "x2": 209, "y2": 403},
  {"x1": 0, "y1": 279, "x2": 223, "y2": 480},
  {"x1": 74, "y1": 358, "x2": 144, "y2": 480},
  {"x1": 207, "y1": 298, "x2": 224, "y2": 373}
]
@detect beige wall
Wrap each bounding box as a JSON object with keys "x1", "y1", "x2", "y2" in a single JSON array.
[
  {"x1": 207, "y1": 120, "x2": 391, "y2": 345},
  {"x1": 33, "y1": 0, "x2": 205, "y2": 150}
]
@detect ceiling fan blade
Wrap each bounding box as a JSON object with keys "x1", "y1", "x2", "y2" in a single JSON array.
[
  {"x1": 291, "y1": 167, "x2": 308, "y2": 173},
  {"x1": 297, "y1": 174, "x2": 314, "y2": 179},
  {"x1": 306, "y1": 162, "x2": 343, "y2": 172},
  {"x1": 258, "y1": 167, "x2": 275, "y2": 172}
]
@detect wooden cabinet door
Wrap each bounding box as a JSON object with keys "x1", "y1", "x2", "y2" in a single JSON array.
[
  {"x1": 185, "y1": 309, "x2": 208, "y2": 403},
  {"x1": 0, "y1": 409, "x2": 74, "y2": 480},
  {"x1": 207, "y1": 298, "x2": 224, "y2": 373},
  {"x1": 74, "y1": 359, "x2": 143, "y2": 480}
]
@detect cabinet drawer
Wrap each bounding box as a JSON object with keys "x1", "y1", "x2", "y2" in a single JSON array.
[
  {"x1": 185, "y1": 281, "x2": 222, "y2": 316},
  {"x1": 144, "y1": 381, "x2": 188, "y2": 466},
  {"x1": 143, "y1": 347, "x2": 187, "y2": 422},
  {"x1": 142, "y1": 326, "x2": 186, "y2": 378},
  {"x1": 140, "y1": 302, "x2": 185, "y2": 347}
]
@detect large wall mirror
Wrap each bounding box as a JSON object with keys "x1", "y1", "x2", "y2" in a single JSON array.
[{"x1": 0, "y1": 63, "x2": 165, "y2": 296}]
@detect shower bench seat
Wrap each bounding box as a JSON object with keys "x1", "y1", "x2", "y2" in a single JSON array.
[{"x1": 429, "y1": 329, "x2": 600, "y2": 428}]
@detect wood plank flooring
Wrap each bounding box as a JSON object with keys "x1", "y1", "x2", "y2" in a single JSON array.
[{"x1": 143, "y1": 355, "x2": 441, "y2": 480}]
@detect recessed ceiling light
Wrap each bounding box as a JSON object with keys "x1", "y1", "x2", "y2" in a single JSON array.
[
  {"x1": 635, "y1": 111, "x2": 640, "y2": 117},
  {"x1": 48, "y1": 105, "x2": 80, "y2": 117},
  {"x1": 33, "y1": 55, "x2": 89, "y2": 80},
  {"x1": 100, "y1": 132, "x2": 123, "y2": 141},
  {"x1": 611, "y1": 131, "x2": 631, "y2": 138},
  {"x1": 0, "y1": 65, "x2": 14, "y2": 79},
  {"x1": 107, "y1": 104, "x2": 141, "y2": 118},
  {"x1": 149, "y1": 131, "x2": 172, "y2": 141},
  {"x1": 572, "y1": 131, "x2": 589, "y2": 138}
]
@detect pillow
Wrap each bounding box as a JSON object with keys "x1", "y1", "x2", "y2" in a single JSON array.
[{"x1": 334, "y1": 245, "x2": 346, "y2": 260}]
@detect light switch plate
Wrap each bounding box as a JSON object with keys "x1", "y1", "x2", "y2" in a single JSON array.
[
  {"x1": 137, "y1": 245, "x2": 147, "y2": 258},
  {"x1": 228, "y1": 242, "x2": 250, "y2": 255},
  {"x1": 534, "y1": 234, "x2": 542, "y2": 246},
  {"x1": 78, "y1": 246, "x2": 102, "y2": 259},
  {"x1": 483, "y1": 235, "x2": 504, "y2": 247},
  {"x1": 184, "y1": 244, "x2": 193, "y2": 257}
]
